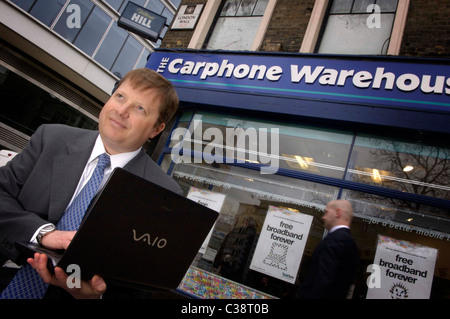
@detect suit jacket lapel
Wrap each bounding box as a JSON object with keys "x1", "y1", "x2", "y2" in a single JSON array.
[
  {"x1": 123, "y1": 149, "x2": 148, "y2": 176},
  {"x1": 48, "y1": 131, "x2": 97, "y2": 222}
]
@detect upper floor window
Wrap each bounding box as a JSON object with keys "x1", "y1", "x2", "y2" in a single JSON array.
[
  {"x1": 205, "y1": 0, "x2": 269, "y2": 50},
  {"x1": 10, "y1": 0, "x2": 178, "y2": 78},
  {"x1": 317, "y1": 0, "x2": 398, "y2": 55}
]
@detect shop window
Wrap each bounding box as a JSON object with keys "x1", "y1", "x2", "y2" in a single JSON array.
[
  {"x1": 163, "y1": 112, "x2": 342, "y2": 297},
  {"x1": 169, "y1": 112, "x2": 353, "y2": 179},
  {"x1": 170, "y1": 160, "x2": 335, "y2": 298},
  {"x1": 161, "y1": 111, "x2": 449, "y2": 299},
  {"x1": 343, "y1": 190, "x2": 449, "y2": 299},
  {"x1": 317, "y1": 0, "x2": 398, "y2": 54},
  {"x1": 347, "y1": 134, "x2": 450, "y2": 201},
  {"x1": 205, "y1": 0, "x2": 269, "y2": 50}
]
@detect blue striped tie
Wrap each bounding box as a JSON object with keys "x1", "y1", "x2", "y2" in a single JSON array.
[{"x1": 0, "y1": 153, "x2": 110, "y2": 299}]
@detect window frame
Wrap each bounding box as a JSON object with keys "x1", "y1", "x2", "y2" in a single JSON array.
[
  {"x1": 300, "y1": 0, "x2": 410, "y2": 55},
  {"x1": 188, "y1": 0, "x2": 277, "y2": 51}
]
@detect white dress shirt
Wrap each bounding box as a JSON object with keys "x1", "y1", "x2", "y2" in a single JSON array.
[{"x1": 31, "y1": 134, "x2": 141, "y2": 241}]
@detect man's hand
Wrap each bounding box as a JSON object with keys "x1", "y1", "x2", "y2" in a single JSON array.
[
  {"x1": 40, "y1": 230, "x2": 76, "y2": 250},
  {"x1": 28, "y1": 253, "x2": 107, "y2": 299}
]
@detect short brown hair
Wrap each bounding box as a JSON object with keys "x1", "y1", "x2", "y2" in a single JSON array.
[{"x1": 116, "y1": 68, "x2": 179, "y2": 126}]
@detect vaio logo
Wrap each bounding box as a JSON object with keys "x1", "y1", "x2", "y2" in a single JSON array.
[{"x1": 132, "y1": 229, "x2": 167, "y2": 248}]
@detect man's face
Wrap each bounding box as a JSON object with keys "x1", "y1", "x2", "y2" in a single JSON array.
[{"x1": 99, "y1": 80, "x2": 165, "y2": 155}]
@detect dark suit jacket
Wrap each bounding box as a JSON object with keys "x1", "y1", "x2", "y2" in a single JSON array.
[
  {"x1": 0, "y1": 124, "x2": 182, "y2": 298},
  {"x1": 296, "y1": 228, "x2": 359, "y2": 299}
]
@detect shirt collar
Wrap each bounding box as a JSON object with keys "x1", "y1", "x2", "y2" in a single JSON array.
[
  {"x1": 329, "y1": 225, "x2": 350, "y2": 233},
  {"x1": 89, "y1": 135, "x2": 142, "y2": 170}
]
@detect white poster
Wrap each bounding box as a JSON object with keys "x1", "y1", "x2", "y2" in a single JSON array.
[
  {"x1": 250, "y1": 206, "x2": 313, "y2": 284},
  {"x1": 366, "y1": 235, "x2": 438, "y2": 299},
  {"x1": 187, "y1": 187, "x2": 225, "y2": 254},
  {"x1": 171, "y1": 4, "x2": 204, "y2": 30}
]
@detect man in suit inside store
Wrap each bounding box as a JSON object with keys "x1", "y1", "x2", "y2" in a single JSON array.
[
  {"x1": 296, "y1": 199, "x2": 359, "y2": 299},
  {"x1": 0, "y1": 68, "x2": 181, "y2": 298}
]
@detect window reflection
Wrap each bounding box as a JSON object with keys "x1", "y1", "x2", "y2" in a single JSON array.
[
  {"x1": 73, "y1": 6, "x2": 111, "y2": 56},
  {"x1": 10, "y1": 0, "x2": 34, "y2": 11},
  {"x1": 111, "y1": 36, "x2": 143, "y2": 78},
  {"x1": 105, "y1": 0, "x2": 124, "y2": 11},
  {"x1": 347, "y1": 135, "x2": 450, "y2": 200},
  {"x1": 146, "y1": 0, "x2": 165, "y2": 14},
  {"x1": 94, "y1": 24, "x2": 128, "y2": 70},
  {"x1": 174, "y1": 113, "x2": 353, "y2": 179},
  {"x1": 28, "y1": 0, "x2": 65, "y2": 27}
]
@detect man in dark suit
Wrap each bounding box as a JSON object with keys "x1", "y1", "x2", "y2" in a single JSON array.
[
  {"x1": 296, "y1": 199, "x2": 359, "y2": 299},
  {"x1": 0, "y1": 68, "x2": 181, "y2": 298}
]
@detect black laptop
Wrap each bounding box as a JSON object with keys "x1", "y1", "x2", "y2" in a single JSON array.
[{"x1": 16, "y1": 168, "x2": 218, "y2": 291}]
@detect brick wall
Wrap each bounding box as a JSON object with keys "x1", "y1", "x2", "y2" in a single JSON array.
[
  {"x1": 400, "y1": 0, "x2": 450, "y2": 57},
  {"x1": 260, "y1": 0, "x2": 315, "y2": 52},
  {"x1": 161, "y1": 0, "x2": 450, "y2": 58}
]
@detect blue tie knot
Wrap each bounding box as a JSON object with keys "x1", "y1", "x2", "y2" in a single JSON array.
[{"x1": 98, "y1": 153, "x2": 110, "y2": 170}]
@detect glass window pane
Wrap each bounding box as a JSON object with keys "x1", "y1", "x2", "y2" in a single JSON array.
[
  {"x1": 253, "y1": 0, "x2": 269, "y2": 16},
  {"x1": 170, "y1": 159, "x2": 336, "y2": 298},
  {"x1": 343, "y1": 190, "x2": 450, "y2": 299},
  {"x1": 111, "y1": 36, "x2": 143, "y2": 78},
  {"x1": 221, "y1": 0, "x2": 241, "y2": 16},
  {"x1": 145, "y1": 0, "x2": 165, "y2": 14},
  {"x1": 173, "y1": 112, "x2": 353, "y2": 179},
  {"x1": 330, "y1": 0, "x2": 353, "y2": 14},
  {"x1": 94, "y1": 24, "x2": 128, "y2": 71},
  {"x1": 207, "y1": 16, "x2": 262, "y2": 50},
  {"x1": 377, "y1": 0, "x2": 398, "y2": 12},
  {"x1": 105, "y1": 0, "x2": 124, "y2": 11},
  {"x1": 346, "y1": 135, "x2": 450, "y2": 200},
  {"x1": 53, "y1": 0, "x2": 94, "y2": 43},
  {"x1": 10, "y1": 0, "x2": 35, "y2": 11},
  {"x1": 135, "y1": 49, "x2": 150, "y2": 69},
  {"x1": 73, "y1": 7, "x2": 111, "y2": 56},
  {"x1": 237, "y1": 0, "x2": 257, "y2": 16},
  {"x1": 161, "y1": 7, "x2": 174, "y2": 21},
  {"x1": 318, "y1": 13, "x2": 395, "y2": 54},
  {"x1": 28, "y1": 0, "x2": 66, "y2": 27},
  {"x1": 119, "y1": 0, "x2": 146, "y2": 13},
  {"x1": 345, "y1": 190, "x2": 450, "y2": 233},
  {"x1": 352, "y1": 0, "x2": 375, "y2": 13}
]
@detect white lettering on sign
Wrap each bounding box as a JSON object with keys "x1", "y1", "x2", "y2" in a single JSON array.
[{"x1": 167, "y1": 58, "x2": 283, "y2": 81}]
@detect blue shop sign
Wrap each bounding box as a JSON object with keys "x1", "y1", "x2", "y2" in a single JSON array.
[
  {"x1": 147, "y1": 51, "x2": 450, "y2": 113},
  {"x1": 118, "y1": 2, "x2": 166, "y2": 42}
]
